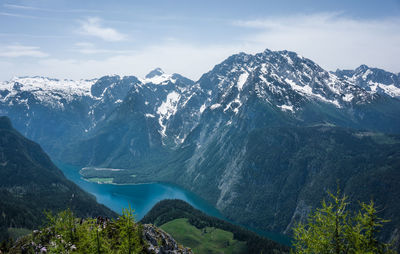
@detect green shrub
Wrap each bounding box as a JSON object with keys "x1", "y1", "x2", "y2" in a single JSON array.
[{"x1": 13, "y1": 207, "x2": 145, "y2": 253}]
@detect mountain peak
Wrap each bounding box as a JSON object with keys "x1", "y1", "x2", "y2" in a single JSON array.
[
  {"x1": 145, "y1": 68, "x2": 165, "y2": 79},
  {"x1": 355, "y1": 64, "x2": 369, "y2": 72},
  {"x1": 263, "y1": 48, "x2": 272, "y2": 54},
  {"x1": 142, "y1": 68, "x2": 176, "y2": 85}
]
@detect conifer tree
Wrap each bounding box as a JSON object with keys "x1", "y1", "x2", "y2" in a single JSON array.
[
  {"x1": 292, "y1": 191, "x2": 395, "y2": 253},
  {"x1": 116, "y1": 205, "x2": 143, "y2": 253}
]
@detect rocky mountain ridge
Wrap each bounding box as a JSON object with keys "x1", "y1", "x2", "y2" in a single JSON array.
[
  {"x1": 1, "y1": 49, "x2": 400, "y2": 158},
  {"x1": 1, "y1": 49, "x2": 400, "y2": 247}
]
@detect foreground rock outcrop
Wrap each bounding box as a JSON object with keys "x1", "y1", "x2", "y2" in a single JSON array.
[
  {"x1": 7, "y1": 213, "x2": 192, "y2": 254},
  {"x1": 143, "y1": 224, "x2": 192, "y2": 254}
]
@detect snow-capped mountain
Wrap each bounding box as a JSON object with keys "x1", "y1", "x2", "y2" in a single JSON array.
[
  {"x1": 2, "y1": 49, "x2": 400, "y2": 159},
  {"x1": 0, "y1": 75, "x2": 138, "y2": 155},
  {"x1": 334, "y1": 64, "x2": 400, "y2": 98},
  {"x1": 150, "y1": 50, "x2": 400, "y2": 228},
  {"x1": 0, "y1": 76, "x2": 96, "y2": 109},
  {"x1": 59, "y1": 49, "x2": 400, "y2": 170},
  {"x1": 197, "y1": 49, "x2": 369, "y2": 113},
  {"x1": 59, "y1": 50, "x2": 400, "y2": 246},
  {"x1": 2, "y1": 49, "x2": 400, "y2": 246},
  {"x1": 62, "y1": 68, "x2": 196, "y2": 167}
]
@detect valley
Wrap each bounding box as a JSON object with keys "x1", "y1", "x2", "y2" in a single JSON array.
[
  {"x1": 2, "y1": 1, "x2": 398, "y2": 252},
  {"x1": 1, "y1": 48, "x2": 400, "y2": 251},
  {"x1": 57, "y1": 162, "x2": 291, "y2": 246}
]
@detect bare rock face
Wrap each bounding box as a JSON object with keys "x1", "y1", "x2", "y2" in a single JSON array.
[{"x1": 143, "y1": 224, "x2": 193, "y2": 254}]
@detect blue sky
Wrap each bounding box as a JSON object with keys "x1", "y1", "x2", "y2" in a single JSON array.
[{"x1": 0, "y1": 0, "x2": 399, "y2": 80}]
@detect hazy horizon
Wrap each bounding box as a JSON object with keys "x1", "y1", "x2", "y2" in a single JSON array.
[{"x1": 1, "y1": 0, "x2": 399, "y2": 80}]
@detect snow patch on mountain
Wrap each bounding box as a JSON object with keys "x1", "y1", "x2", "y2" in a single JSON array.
[
  {"x1": 285, "y1": 78, "x2": 341, "y2": 108},
  {"x1": 369, "y1": 82, "x2": 400, "y2": 97},
  {"x1": 342, "y1": 93, "x2": 354, "y2": 102},
  {"x1": 277, "y1": 104, "x2": 294, "y2": 112},
  {"x1": 200, "y1": 104, "x2": 206, "y2": 113},
  {"x1": 0, "y1": 76, "x2": 97, "y2": 109},
  {"x1": 210, "y1": 103, "x2": 222, "y2": 110},
  {"x1": 143, "y1": 73, "x2": 176, "y2": 85},
  {"x1": 142, "y1": 68, "x2": 176, "y2": 85},
  {"x1": 157, "y1": 91, "x2": 181, "y2": 136},
  {"x1": 334, "y1": 65, "x2": 400, "y2": 99},
  {"x1": 362, "y1": 69, "x2": 373, "y2": 80},
  {"x1": 224, "y1": 98, "x2": 242, "y2": 114},
  {"x1": 237, "y1": 72, "x2": 249, "y2": 91},
  {"x1": 1, "y1": 77, "x2": 95, "y2": 97}
]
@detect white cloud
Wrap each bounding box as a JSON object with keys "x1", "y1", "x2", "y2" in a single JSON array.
[
  {"x1": 75, "y1": 42, "x2": 95, "y2": 48},
  {"x1": 15, "y1": 43, "x2": 241, "y2": 80},
  {"x1": 1, "y1": 13, "x2": 399, "y2": 81},
  {"x1": 79, "y1": 17, "x2": 126, "y2": 42},
  {"x1": 0, "y1": 11, "x2": 40, "y2": 19},
  {"x1": 233, "y1": 13, "x2": 400, "y2": 72},
  {"x1": 4, "y1": 3, "x2": 102, "y2": 13},
  {"x1": 73, "y1": 42, "x2": 135, "y2": 55},
  {"x1": 0, "y1": 45, "x2": 48, "y2": 58}
]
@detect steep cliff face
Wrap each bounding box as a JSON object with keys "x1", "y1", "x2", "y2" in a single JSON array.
[{"x1": 167, "y1": 125, "x2": 400, "y2": 239}]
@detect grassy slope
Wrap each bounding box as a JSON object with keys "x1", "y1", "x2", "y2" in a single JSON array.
[
  {"x1": 161, "y1": 218, "x2": 247, "y2": 254},
  {"x1": 141, "y1": 199, "x2": 290, "y2": 253}
]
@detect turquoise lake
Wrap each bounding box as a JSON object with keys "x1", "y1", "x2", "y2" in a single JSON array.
[
  {"x1": 56, "y1": 162, "x2": 291, "y2": 246},
  {"x1": 56, "y1": 162, "x2": 224, "y2": 220}
]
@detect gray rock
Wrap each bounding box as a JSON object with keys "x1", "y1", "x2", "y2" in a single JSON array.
[{"x1": 142, "y1": 224, "x2": 193, "y2": 254}]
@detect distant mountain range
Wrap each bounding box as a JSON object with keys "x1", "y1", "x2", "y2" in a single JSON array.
[
  {"x1": 1, "y1": 50, "x2": 399, "y2": 158},
  {"x1": 1, "y1": 49, "x2": 400, "y2": 247}
]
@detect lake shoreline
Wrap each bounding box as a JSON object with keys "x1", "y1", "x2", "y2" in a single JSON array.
[{"x1": 55, "y1": 161, "x2": 292, "y2": 246}]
